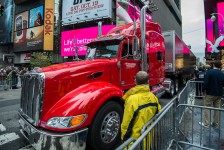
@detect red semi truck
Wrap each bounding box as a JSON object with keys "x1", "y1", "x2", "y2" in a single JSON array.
[{"x1": 18, "y1": 6, "x2": 195, "y2": 150}]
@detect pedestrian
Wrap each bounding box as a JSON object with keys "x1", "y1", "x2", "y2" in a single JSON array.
[
  {"x1": 195, "y1": 66, "x2": 206, "y2": 97},
  {"x1": 11, "y1": 67, "x2": 18, "y2": 89},
  {"x1": 18, "y1": 67, "x2": 28, "y2": 75},
  {"x1": 199, "y1": 62, "x2": 224, "y2": 128},
  {"x1": 121, "y1": 71, "x2": 161, "y2": 147}
]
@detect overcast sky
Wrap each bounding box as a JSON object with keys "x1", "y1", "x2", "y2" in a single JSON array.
[{"x1": 181, "y1": 0, "x2": 206, "y2": 62}]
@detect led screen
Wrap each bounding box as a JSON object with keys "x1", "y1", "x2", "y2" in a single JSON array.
[
  {"x1": 206, "y1": 19, "x2": 214, "y2": 53},
  {"x1": 217, "y1": 2, "x2": 224, "y2": 46},
  {"x1": 14, "y1": 11, "x2": 28, "y2": 31},
  {"x1": 116, "y1": 0, "x2": 152, "y2": 26},
  {"x1": 29, "y1": 6, "x2": 44, "y2": 27},
  {"x1": 14, "y1": 26, "x2": 44, "y2": 52},
  {"x1": 0, "y1": 0, "x2": 13, "y2": 44},
  {"x1": 62, "y1": 0, "x2": 112, "y2": 25},
  {"x1": 61, "y1": 25, "x2": 115, "y2": 56}
]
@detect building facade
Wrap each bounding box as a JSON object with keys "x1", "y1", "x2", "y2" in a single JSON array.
[
  {"x1": 0, "y1": 0, "x2": 181, "y2": 66},
  {"x1": 204, "y1": 0, "x2": 224, "y2": 65}
]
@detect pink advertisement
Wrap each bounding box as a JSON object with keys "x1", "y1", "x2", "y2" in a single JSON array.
[
  {"x1": 217, "y1": 2, "x2": 224, "y2": 46},
  {"x1": 61, "y1": 25, "x2": 115, "y2": 56},
  {"x1": 206, "y1": 19, "x2": 214, "y2": 52},
  {"x1": 116, "y1": 1, "x2": 152, "y2": 26},
  {"x1": 183, "y1": 45, "x2": 189, "y2": 54}
]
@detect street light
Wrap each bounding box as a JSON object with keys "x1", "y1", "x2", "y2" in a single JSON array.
[
  {"x1": 207, "y1": 13, "x2": 224, "y2": 54},
  {"x1": 210, "y1": 13, "x2": 224, "y2": 23},
  {"x1": 210, "y1": 13, "x2": 224, "y2": 35}
]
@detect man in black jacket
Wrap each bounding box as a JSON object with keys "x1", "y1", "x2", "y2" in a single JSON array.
[
  {"x1": 195, "y1": 67, "x2": 206, "y2": 97},
  {"x1": 199, "y1": 62, "x2": 224, "y2": 128}
]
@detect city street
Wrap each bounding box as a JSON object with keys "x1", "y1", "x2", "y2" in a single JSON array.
[
  {"x1": 0, "y1": 88, "x2": 34, "y2": 150},
  {"x1": 0, "y1": 88, "x2": 171, "y2": 150},
  {"x1": 0, "y1": 0, "x2": 223, "y2": 149}
]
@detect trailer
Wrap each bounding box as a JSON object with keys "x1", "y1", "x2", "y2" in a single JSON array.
[{"x1": 163, "y1": 30, "x2": 196, "y2": 97}]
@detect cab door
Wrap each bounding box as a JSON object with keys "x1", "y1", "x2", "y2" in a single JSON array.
[{"x1": 120, "y1": 44, "x2": 141, "y2": 90}]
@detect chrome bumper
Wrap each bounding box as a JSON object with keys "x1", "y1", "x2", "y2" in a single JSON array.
[{"x1": 18, "y1": 113, "x2": 88, "y2": 150}]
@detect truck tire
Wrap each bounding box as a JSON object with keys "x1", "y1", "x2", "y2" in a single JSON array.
[
  {"x1": 87, "y1": 101, "x2": 123, "y2": 150},
  {"x1": 174, "y1": 79, "x2": 178, "y2": 94},
  {"x1": 169, "y1": 80, "x2": 175, "y2": 98}
]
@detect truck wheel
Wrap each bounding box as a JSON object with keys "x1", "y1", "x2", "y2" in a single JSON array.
[
  {"x1": 87, "y1": 101, "x2": 123, "y2": 150},
  {"x1": 169, "y1": 80, "x2": 175, "y2": 97},
  {"x1": 174, "y1": 80, "x2": 178, "y2": 94},
  {"x1": 182, "y1": 78, "x2": 187, "y2": 85}
]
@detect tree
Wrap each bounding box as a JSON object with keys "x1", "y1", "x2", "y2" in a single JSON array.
[
  {"x1": 30, "y1": 52, "x2": 52, "y2": 68},
  {"x1": 198, "y1": 62, "x2": 204, "y2": 67}
]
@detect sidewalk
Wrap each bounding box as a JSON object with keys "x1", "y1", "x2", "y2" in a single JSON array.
[{"x1": 0, "y1": 88, "x2": 21, "y2": 101}]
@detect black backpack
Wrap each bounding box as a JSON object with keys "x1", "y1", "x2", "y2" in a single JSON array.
[{"x1": 197, "y1": 71, "x2": 205, "y2": 80}]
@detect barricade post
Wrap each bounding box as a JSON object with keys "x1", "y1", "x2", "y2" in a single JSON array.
[{"x1": 0, "y1": 75, "x2": 8, "y2": 90}]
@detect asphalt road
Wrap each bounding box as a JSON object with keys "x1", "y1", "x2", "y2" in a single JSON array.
[{"x1": 0, "y1": 100, "x2": 33, "y2": 150}]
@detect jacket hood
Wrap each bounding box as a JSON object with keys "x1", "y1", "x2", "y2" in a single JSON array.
[{"x1": 122, "y1": 85, "x2": 150, "y2": 101}]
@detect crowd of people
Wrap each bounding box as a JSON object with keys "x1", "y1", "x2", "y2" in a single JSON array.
[
  {"x1": 121, "y1": 62, "x2": 224, "y2": 147},
  {"x1": 0, "y1": 66, "x2": 31, "y2": 89},
  {"x1": 194, "y1": 62, "x2": 224, "y2": 129}
]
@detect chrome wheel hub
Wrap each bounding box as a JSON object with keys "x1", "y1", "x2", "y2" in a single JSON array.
[{"x1": 100, "y1": 111, "x2": 120, "y2": 143}]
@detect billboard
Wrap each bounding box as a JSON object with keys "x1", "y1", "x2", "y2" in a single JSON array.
[
  {"x1": 62, "y1": 0, "x2": 112, "y2": 25},
  {"x1": 3, "y1": 54, "x2": 14, "y2": 64},
  {"x1": 61, "y1": 25, "x2": 115, "y2": 56},
  {"x1": 13, "y1": 2, "x2": 54, "y2": 52},
  {"x1": 44, "y1": 0, "x2": 54, "y2": 51},
  {"x1": 14, "y1": 0, "x2": 28, "y2": 4},
  {"x1": 29, "y1": 6, "x2": 44, "y2": 28},
  {"x1": 206, "y1": 19, "x2": 214, "y2": 53},
  {"x1": 116, "y1": 0, "x2": 152, "y2": 26},
  {"x1": 14, "y1": 11, "x2": 29, "y2": 31},
  {"x1": 217, "y1": 2, "x2": 224, "y2": 46},
  {"x1": 14, "y1": 26, "x2": 44, "y2": 52},
  {"x1": 20, "y1": 53, "x2": 31, "y2": 63},
  {"x1": 0, "y1": 0, "x2": 13, "y2": 44}
]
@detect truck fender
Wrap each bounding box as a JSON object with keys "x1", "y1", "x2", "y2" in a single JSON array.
[{"x1": 41, "y1": 81, "x2": 123, "y2": 131}]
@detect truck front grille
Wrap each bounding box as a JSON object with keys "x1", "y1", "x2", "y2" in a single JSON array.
[{"x1": 20, "y1": 73, "x2": 45, "y2": 126}]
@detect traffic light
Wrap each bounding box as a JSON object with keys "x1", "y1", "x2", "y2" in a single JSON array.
[{"x1": 0, "y1": 4, "x2": 4, "y2": 16}]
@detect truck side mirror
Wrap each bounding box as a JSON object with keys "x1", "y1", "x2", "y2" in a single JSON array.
[{"x1": 132, "y1": 36, "x2": 141, "y2": 60}]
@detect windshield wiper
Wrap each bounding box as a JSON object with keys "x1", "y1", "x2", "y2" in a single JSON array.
[{"x1": 100, "y1": 56, "x2": 111, "y2": 59}]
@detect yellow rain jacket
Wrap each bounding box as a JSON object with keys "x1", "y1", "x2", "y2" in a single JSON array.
[{"x1": 121, "y1": 85, "x2": 161, "y2": 141}]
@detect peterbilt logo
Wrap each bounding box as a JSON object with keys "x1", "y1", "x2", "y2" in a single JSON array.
[
  {"x1": 125, "y1": 63, "x2": 136, "y2": 68},
  {"x1": 73, "y1": 0, "x2": 91, "y2": 5}
]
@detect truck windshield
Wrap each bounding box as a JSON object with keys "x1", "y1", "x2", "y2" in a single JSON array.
[{"x1": 85, "y1": 41, "x2": 120, "y2": 59}]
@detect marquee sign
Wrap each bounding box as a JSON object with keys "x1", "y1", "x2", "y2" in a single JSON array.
[{"x1": 62, "y1": 0, "x2": 112, "y2": 25}]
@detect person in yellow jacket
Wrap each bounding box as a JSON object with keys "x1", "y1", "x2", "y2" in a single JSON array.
[{"x1": 121, "y1": 71, "x2": 161, "y2": 143}]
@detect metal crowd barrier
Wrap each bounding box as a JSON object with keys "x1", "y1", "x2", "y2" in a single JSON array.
[
  {"x1": 177, "y1": 104, "x2": 224, "y2": 150},
  {"x1": 177, "y1": 80, "x2": 224, "y2": 150},
  {"x1": 0, "y1": 76, "x2": 8, "y2": 90},
  {"x1": 116, "y1": 96, "x2": 178, "y2": 150},
  {"x1": 116, "y1": 80, "x2": 224, "y2": 150},
  {"x1": 177, "y1": 80, "x2": 205, "y2": 123},
  {"x1": 0, "y1": 76, "x2": 21, "y2": 90}
]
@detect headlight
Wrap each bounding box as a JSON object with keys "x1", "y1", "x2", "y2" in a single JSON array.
[{"x1": 46, "y1": 114, "x2": 87, "y2": 129}]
